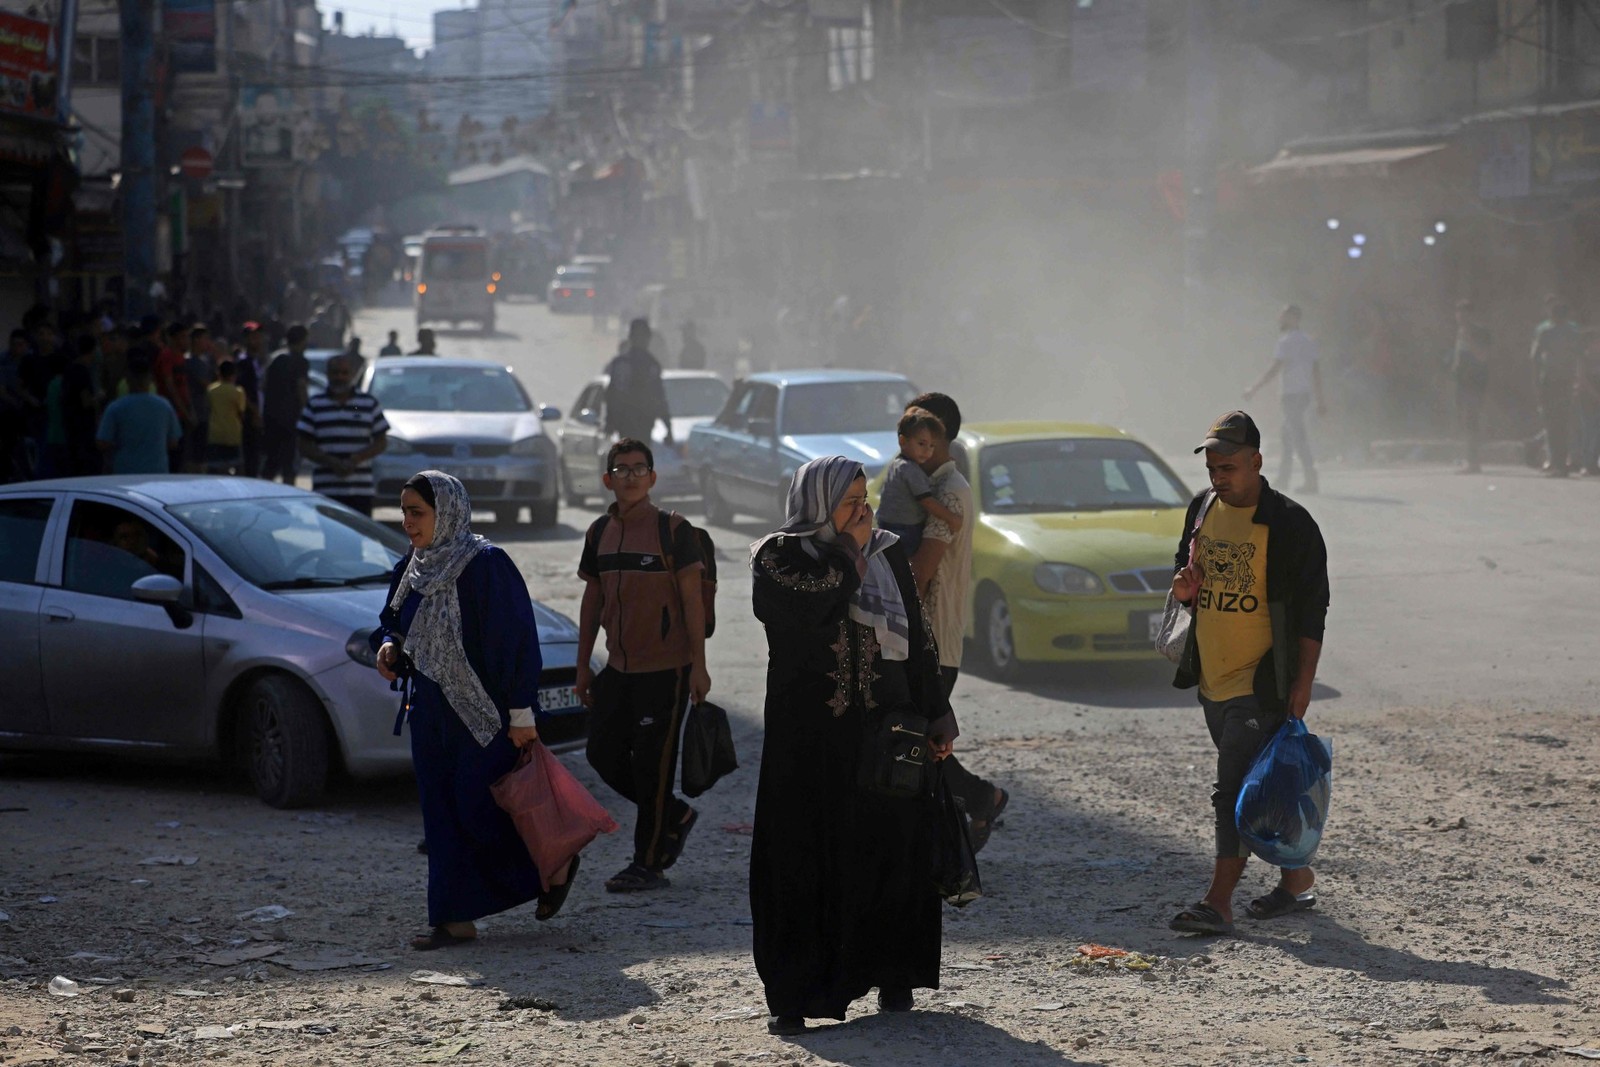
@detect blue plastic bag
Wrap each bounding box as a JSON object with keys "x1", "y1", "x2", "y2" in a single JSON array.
[{"x1": 1234, "y1": 718, "x2": 1332, "y2": 869}]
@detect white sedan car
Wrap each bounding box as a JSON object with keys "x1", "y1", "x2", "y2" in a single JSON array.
[{"x1": 363, "y1": 358, "x2": 563, "y2": 525}]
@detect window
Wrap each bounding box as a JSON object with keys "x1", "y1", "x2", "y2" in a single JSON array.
[
  {"x1": 0, "y1": 498, "x2": 54, "y2": 584},
  {"x1": 367, "y1": 365, "x2": 531, "y2": 413},
  {"x1": 827, "y1": 3, "x2": 874, "y2": 91},
  {"x1": 170, "y1": 496, "x2": 403, "y2": 589},
  {"x1": 72, "y1": 36, "x2": 120, "y2": 87},
  {"x1": 575, "y1": 383, "x2": 604, "y2": 422},
  {"x1": 62, "y1": 501, "x2": 186, "y2": 600},
  {"x1": 978, "y1": 439, "x2": 1187, "y2": 513},
  {"x1": 779, "y1": 380, "x2": 918, "y2": 436},
  {"x1": 664, "y1": 377, "x2": 729, "y2": 419}
]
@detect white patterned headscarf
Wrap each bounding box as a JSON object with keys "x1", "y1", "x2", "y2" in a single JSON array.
[
  {"x1": 750, "y1": 455, "x2": 911, "y2": 662},
  {"x1": 388, "y1": 470, "x2": 501, "y2": 746}
]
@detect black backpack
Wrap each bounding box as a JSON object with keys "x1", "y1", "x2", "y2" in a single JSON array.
[{"x1": 590, "y1": 510, "x2": 718, "y2": 638}]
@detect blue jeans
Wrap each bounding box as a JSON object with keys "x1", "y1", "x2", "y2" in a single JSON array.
[
  {"x1": 1278, "y1": 393, "x2": 1316, "y2": 486},
  {"x1": 879, "y1": 521, "x2": 922, "y2": 555}
]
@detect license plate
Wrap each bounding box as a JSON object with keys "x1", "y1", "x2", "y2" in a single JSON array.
[
  {"x1": 540, "y1": 685, "x2": 581, "y2": 713},
  {"x1": 1144, "y1": 612, "x2": 1163, "y2": 642},
  {"x1": 450, "y1": 465, "x2": 499, "y2": 480}
]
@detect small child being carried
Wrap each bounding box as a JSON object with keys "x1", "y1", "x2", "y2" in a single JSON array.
[{"x1": 876, "y1": 407, "x2": 963, "y2": 555}]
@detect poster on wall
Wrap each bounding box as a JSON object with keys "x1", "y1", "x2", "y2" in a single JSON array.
[
  {"x1": 163, "y1": 0, "x2": 216, "y2": 74},
  {"x1": 0, "y1": 12, "x2": 58, "y2": 121},
  {"x1": 240, "y1": 86, "x2": 297, "y2": 166}
]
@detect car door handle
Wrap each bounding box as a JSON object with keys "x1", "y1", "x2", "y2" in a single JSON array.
[{"x1": 44, "y1": 607, "x2": 75, "y2": 623}]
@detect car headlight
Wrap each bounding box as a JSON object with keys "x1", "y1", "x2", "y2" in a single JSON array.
[
  {"x1": 386, "y1": 436, "x2": 414, "y2": 455},
  {"x1": 1033, "y1": 563, "x2": 1104, "y2": 595},
  {"x1": 510, "y1": 435, "x2": 547, "y2": 457},
  {"x1": 346, "y1": 630, "x2": 378, "y2": 669}
]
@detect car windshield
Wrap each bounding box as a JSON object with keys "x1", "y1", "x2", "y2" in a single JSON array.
[
  {"x1": 554, "y1": 268, "x2": 597, "y2": 283},
  {"x1": 169, "y1": 497, "x2": 407, "y2": 589},
  {"x1": 780, "y1": 380, "x2": 918, "y2": 436},
  {"x1": 665, "y1": 377, "x2": 729, "y2": 418},
  {"x1": 424, "y1": 245, "x2": 488, "y2": 280},
  {"x1": 368, "y1": 365, "x2": 531, "y2": 413},
  {"x1": 978, "y1": 439, "x2": 1188, "y2": 513}
]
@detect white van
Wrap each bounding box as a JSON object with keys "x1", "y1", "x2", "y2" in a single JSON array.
[{"x1": 416, "y1": 226, "x2": 496, "y2": 334}]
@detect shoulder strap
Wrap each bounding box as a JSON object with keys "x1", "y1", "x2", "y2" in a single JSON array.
[{"x1": 658, "y1": 510, "x2": 676, "y2": 574}]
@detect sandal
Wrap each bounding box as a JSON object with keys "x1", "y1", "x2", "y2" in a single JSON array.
[
  {"x1": 604, "y1": 863, "x2": 670, "y2": 893},
  {"x1": 536, "y1": 854, "x2": 580, "y2": 921},
  {"x1": 411, "y1": 925, "x2": 476, "y2": 951},
  {"x1": 659, "y1": 807, "x2": 698, "y2": 870},
  {"x1": 1168, "y1": 901, "x2": 1234, "y2": 936},
  {"x1": 1246, "y1": 885, "x2": 1316, "y2": 920}
]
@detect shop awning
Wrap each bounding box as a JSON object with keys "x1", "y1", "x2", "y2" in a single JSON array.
[{"x1": 1247, "y1": 143, "x2": 1447, "y2": 183}]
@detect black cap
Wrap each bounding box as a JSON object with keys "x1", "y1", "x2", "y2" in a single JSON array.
[{"x1": 1195, "y1": 410, "x2": 1261, "y2": 454}]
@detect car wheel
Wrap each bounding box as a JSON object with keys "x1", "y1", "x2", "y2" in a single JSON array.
[
  {"x1": 702, "y1": 471, "x2": 733, "y2": 525},
  {"x1": 240, "y1": 675, "x2": 331, "y2": 809},
  {"x1": 561, "y1": 459, "x2": 585, "y2": 507},
  {"x1": 525, "y1": 497, "x2": 559, "y2": 527},
  {"x1": 977, "y1": 586, "x2": 1022, "y2": 682}
]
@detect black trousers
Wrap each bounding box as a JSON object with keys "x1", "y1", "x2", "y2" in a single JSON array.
[
  {"x1": 260, "y1": 423, "x2": 298, "y2": 484},
  {"x1": 1201, "y1": 694, "x2": 1284, "y2": 859},
  {"x1": 241, "y1": 421, "x2": 262, "y2": 480},
  {"x1": 933, "y1": 666, "x2": 1001, "y2": 819},
  {"x1": 585, "y1": 665, "x2": 692, "y2": 870}
]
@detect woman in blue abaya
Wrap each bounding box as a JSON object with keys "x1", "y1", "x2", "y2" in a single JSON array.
[{"x1": 373, "y1": 470, "x2": 577, "y2": 949}]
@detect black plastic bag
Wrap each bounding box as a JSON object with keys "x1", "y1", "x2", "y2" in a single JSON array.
[
  {"x1": 680, "y1": 701, "x2": 737, "y2": 798},
  {"x1": 931, "y1": 765, "x2": 982, "y2": 908}
]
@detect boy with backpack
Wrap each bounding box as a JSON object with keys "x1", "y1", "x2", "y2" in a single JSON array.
[{"x1": 577, "y1": 437, "x2": 714, "y2": 893}]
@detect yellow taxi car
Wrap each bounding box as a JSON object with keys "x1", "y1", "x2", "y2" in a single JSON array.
[{"x1": 876, "y1": 421, "x2": 1192, "y2": 679}]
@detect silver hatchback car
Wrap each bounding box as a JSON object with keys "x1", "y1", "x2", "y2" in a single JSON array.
[{"x1": 0, "y1": 476, "x2": 588, "y2": 807}]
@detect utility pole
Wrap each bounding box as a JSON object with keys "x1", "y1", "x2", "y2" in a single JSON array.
[
  {"x1": 1182, "y1": 0, "x2": 1217, "y2": 356},
  {"x1": 120, "y1": 0, "x2": 158, "y2": 319}
]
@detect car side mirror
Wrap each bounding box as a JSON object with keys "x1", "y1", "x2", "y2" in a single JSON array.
[
  {"x1": 748, "y1": 417, "x2": 776, "y2": 440},
  {"x1": 133, "y1": 574, "x2": 194, "y2": 630},
  {"x1": 131, "y1": 574, "x2": 184, "y2": 604},
  {"x1": 540, "y1": 404, "x2": 562, "y2": 422}
]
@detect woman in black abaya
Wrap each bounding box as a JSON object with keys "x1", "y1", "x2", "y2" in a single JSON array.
[{"x1": 749, "y1": 455, "x2": 958, "y2": 1034}]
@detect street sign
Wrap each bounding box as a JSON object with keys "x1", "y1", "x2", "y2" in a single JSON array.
[{"x1": 179, "y1": 146, "x2": 214, "y2": 180}]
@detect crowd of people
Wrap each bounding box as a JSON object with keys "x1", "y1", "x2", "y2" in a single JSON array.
[{"x1": 0, "y1": 305, "x2": 420, "y2": 516}]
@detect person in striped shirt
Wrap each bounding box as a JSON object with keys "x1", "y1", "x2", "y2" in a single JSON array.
[{"x1": 296, "y1": 353, "x2": 390, "y2": 515}]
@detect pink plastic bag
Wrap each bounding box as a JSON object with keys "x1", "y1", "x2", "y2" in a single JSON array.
[{"x1": 490, "y1": 743, "x2": 619, "y2": 886}]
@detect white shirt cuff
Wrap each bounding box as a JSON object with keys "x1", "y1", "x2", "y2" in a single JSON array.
[{"x1": 508, "y1": 707, "x2": 536, "y2": 728}]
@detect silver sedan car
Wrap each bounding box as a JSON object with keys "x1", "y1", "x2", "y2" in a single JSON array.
[
  {"x1": 363, "y1": 357, "x2": 562, "y2": 526},
  {"x1": 0, "y1": 476, "x2": 588, "y2": 808}
]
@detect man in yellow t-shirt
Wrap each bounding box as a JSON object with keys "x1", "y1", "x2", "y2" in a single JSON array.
[
  {"x1": 205, "y1": 360, "x2": 248, "y2": 474},
  {"x1": 1166, "y1": 410, "x2": 1330, "y2": 937}
]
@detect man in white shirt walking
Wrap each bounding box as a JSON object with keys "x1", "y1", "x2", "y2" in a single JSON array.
[{"x1": 1245, "y1": 305, "x2": 1325, "y2": 494}]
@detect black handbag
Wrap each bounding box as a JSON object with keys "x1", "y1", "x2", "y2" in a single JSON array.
[
  {"x1": 931, "y1": 765, "x2": 983, "y2": 908},
  {"x1": 680, "y1": 701, "x2": 738, "y2": 798},
  {"x1": 858, "y1": 706, "x2": 930, "y2": 799}
]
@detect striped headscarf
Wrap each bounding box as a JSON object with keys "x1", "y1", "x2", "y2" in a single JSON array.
[{"x1": 388, "y1": 471, "x2": 501, "y2": 746}]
